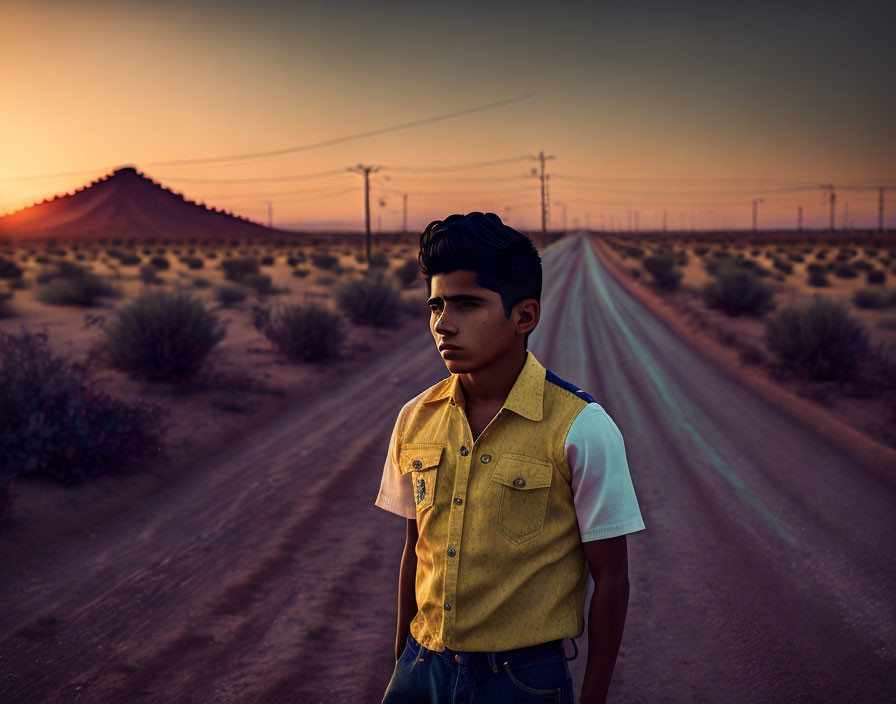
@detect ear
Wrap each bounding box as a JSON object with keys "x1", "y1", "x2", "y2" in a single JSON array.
[{"x1": 515, "y1": 298, "x2": 540, "y2": 335}]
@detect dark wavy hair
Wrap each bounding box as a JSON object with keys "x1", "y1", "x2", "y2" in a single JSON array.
[{"x1": 418, "y1": 212, "x2": 542, "y2": 348}]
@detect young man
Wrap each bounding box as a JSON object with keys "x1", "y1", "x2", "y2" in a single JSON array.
[{"x1": 375, "y1": 212, "x2": 646, "y2": 704}]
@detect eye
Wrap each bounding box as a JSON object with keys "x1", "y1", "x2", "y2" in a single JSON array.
[{"x1": 461, "y1": 302, "x2": 476, "y2": 309}]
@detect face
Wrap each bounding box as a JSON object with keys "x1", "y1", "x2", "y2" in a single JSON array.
[{"x1": 427, "y1": 269, "x2": 538, "y2": 374}]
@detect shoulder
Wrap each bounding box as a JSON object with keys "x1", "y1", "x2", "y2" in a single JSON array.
[
  {"x1": 393, "y1": 375, "x2": 452, "y2": 427},
  {"x1": 544, "y1": 368, "x2": 598, "y2": 404},
  {"x1": 565, "y1": 402, "x2": 622, "y2": 448}
]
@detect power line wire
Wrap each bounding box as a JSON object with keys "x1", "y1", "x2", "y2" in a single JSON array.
[
  {"x1": 380, "y1": 155, "x2": 531, "y2": 172},
  {"x1": 142, "y1": 94, "x2": 536, "y2": 168}
]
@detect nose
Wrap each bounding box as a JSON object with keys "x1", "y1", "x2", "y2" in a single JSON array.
[{"x1": 433, "y1": 308, "x2": 455, "y2": 335}]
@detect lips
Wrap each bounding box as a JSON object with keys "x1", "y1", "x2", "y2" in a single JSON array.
[{"x1": 439, "y1": 344, "x2": 462, "y2": 351}]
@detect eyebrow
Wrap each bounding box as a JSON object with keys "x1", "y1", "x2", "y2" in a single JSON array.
[{"x1": 426, "y1": 294, "x2": 489, "y2": 306}]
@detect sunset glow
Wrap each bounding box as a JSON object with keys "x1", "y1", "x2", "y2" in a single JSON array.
[{"x1": 1, "y1": 0, "x2": 894, "y2": 232}]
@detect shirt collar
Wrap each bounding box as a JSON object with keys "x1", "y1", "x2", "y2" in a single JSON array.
[{"x1": 420, "y1": 349, "x2": 545, "y2": 422}]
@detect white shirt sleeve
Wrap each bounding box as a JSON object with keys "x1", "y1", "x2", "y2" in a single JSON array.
[
  {"x1": 374, "y1": 404, "x2": 416, "y2": 519},
  {"x1": 566, "y1": 403, "x2": 646, "y2": 541}
]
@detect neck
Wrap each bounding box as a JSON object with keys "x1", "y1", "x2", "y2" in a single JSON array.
[{"x1": 458, "y1": 346, "x2": 527, "y2": 408}]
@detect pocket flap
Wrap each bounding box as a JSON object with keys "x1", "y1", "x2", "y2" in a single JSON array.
[
  {"x1": 398, "y1": 443, "x2": 444, "y2": 474},
  {"x1": 491, "y1": 454, "x2": 553, "y2": 490}
]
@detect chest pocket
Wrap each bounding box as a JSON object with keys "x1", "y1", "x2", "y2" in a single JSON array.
[
  {"x1": 398, "y1": 443, "x2": 444, "y2": 512},
  {"x1": 490, "y1": 454, "x2": 553, "y2": 545}
]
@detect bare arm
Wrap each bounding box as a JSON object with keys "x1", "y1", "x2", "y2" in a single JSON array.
[
  {"x1": 578, "y1": 534, "x2": 631, "y2": 704},
  {"x1": 395, "y1": 518, "x2": 419, "y2": 661}
]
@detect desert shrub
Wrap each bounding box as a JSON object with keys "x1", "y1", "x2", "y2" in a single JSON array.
[
  {"x1": 867, "y1": 269, "x2": 887, "y2": 285},
  {"x1": 334, "y1": 272, "x2": 403, "y2": 327},
  {"x1": 693, "y1": 246, "x2": 709, "y2": 256},
  {"x1": 624, "y1": 246, "x2": 644, "y2": 258},
  {"x1": 705, "y1": 254, "x2": 745, "y2": 276},
  {"x1": 701, "y1": 266, "x2": 777, "y2": 317},
  {"x1": 292, "y1": 267, "x2": 310, "y2": 278},
  {"x1": 150, "y1": 256, "x2": 169, "y2": 270},
  {"x1": 0, "y1": 328, "x2": 167, "y2": 489},
  {"x1": 222, "y1": 256, "x2": 260, "y2": 281},
  {"x1": 192, "y1": 277, "x2": 210, "y2": 288},
  {"x1": 808, "y1": 272, "x2": 831, "y2": 287},
  {"x1": 394, "y1": 259, "x2": 421, "y2": 288},
  {"x1": 355, "y1": 254, "x2": 366, "y2": 264},
  {"x1": 216, "y1": 282, "x2": 248, "y2": 305},
  {"x1": 0, "y1": 257, "x2": 23, "y2": 279},
  {"x1": 260, "y1": 255, "x2": 275, "y2": 266},
  {"x1": 369, "y1": 252, "x2": 390, "y2": 269},
  {"x1": 97, "y1": 289, "x2": 226, "y2": 381},
  {"x1": 834, "y1": 264, "x2": 858, "y2": 278},
  {"x1": 315, "y1": 275, "x2": 335, "y2": 286},
  {"x1": 310, "y1": 252, "x2": 339, "y2": 271},
  {"x1": 263, "y1": 301, "x2": 344, "y2": 362},
  {"x1": 807, "y1": 263, "x2": 826, "y2": 274},
  {"x1": 772, "y1": 259, "x2": 794, "y2": 274},
  {"x1": 139, "y1": 263, "x2": 161, "y2": 284},
  {"x1": 788, "y1": 253, "x2": 804, "y2": 262},
  {"x1": 241, "y1": 273, "x2": 273, "y2": 296},
  {"x1": 287, "y1": 256, "x2": 299, "y2": 267},
  {"x1": 642, "y1": 253, "x2": 683, "y2": 290},
  {"x1": 764, "y1": 296, "x2": 870, "y2": 381},
  {"x1": 120, "y1": 253, "x2": 141, "y2": 266},
  {"x1": 181, "y1": 256, "x2": 204, "y2": 270},
  {"x1": 0, "y1": 288, "x2": 13, "y2": 318},
  {"x1": 852, "y1": 288, "x2": 895, "y2": 309},
  {"x1": 33, "y1": 261, "x2": 117, "y2": 306},
  {"x1": 853, "y1": 259, "x2": 873, "y2": 272}
]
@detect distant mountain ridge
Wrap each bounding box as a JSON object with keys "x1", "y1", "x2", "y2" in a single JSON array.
[{"x1": 0, "y1": 166, "x2": 289, "y2": 241}]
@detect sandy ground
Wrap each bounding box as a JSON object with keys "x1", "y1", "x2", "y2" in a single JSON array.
[
  {"x1": 1, "y1": 232, "x2": 894, "y2": 703},
  {"x1": 0, "y1": 243, "x2": 428, "y2": 549}
]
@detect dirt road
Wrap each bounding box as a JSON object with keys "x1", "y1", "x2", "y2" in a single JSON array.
[{"x1": 2, "y1": 232, "x2": 894, "y2": 703}]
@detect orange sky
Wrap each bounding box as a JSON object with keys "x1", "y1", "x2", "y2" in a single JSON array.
[{"x1": 1, "y1": 0, "x2": 894, "y2": 232}]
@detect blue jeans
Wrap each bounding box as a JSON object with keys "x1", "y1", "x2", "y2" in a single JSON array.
[{"x1": 382, "y1": 632, "x2": 575, "y2": 703}]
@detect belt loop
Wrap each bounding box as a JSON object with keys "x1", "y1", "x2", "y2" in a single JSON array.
[
  {"x1": 488, "y1": 650, "x2": 498, "y2": 673},
  {"x1": 565, "y1": 638, "x2": 579, "y2": 662}
]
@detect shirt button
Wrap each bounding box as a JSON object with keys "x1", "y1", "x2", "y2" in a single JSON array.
[
  {"x1": 480, "y1": 454, "x2": 492, "y2": 463},
  {"x1": 454, "y1": 654, "x2": 462, "y2": 663},
  {"x1": 453, "y1": 497, "x2": 463, "y2": 506},
  {"x1": 513, "y1": 477, "x2": 526, "y2": 488},
  {"x1": 444, "y1": 602, "x2": 452, "y2": 611},
  {"x1": 412, "y1": 460, "x2": 422, "y2": 469},
  {"x1": 459, "y1": 445, "x2": 468, "y2": 456},
  {"x1": 447, "y1": 547, "x2": 456, "y2": 557}
]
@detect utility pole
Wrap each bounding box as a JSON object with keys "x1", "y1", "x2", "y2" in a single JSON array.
[
  {"x1": 634, "y1": 210, "x2": 639, "y2": 232},
  {"x1": 820, "y1": 184, "x2": 835, "y2": 231},
  {"x1": 554, "y1": 202, "x2": 567, "y2": 232},
  {"x1": 797, "y1": 205, "x2": 803, "y2": 233},
  {"x1": 843, "y1": 202, "x2": 849, "y2": 231},
  {"x1": 402, "y1": 193, "x2": 408, "y2": 233},
  {"x1": 752, "y1": 198, "x2": 764, "y2": 233},
  {"x1": 348, "y1": 164, "x2": 381, "y2": 266},
  {"x1": 530, "y1": 150, "x2": 555, "y2": 237},
  {"x1": 880, "y1": 187, "x2": 885, "y2": 232},
  {"x1": 663, "y1": 210, "x2": 667, "y2": 232},
  {"x1": 265, "y1": 201, "x2": 273, "y2": 228}
]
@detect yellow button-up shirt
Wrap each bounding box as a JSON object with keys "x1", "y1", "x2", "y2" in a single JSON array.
[{"x1": 375, "y1": 349, "x2": 645, "y2": 652}]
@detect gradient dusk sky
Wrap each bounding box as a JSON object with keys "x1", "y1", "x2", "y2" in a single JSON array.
[{"x1": 1, "y1": 0, "x2": 894, "y2": 232}]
